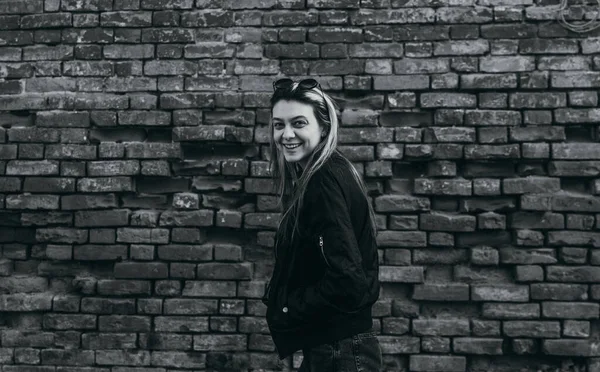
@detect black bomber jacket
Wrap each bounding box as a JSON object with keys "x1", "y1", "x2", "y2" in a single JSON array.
[{"x1": 262, "y1": 151, "x2": 381, "y2": 360}]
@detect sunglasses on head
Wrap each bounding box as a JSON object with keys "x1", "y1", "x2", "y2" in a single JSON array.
[
  {"x1": 273, "y1": 78, "x2": 320, "y2": 90},
  {"x1": 273, "y1": 78, "x2": 330, "y2": 119},
  {"x1": 273, "y1": 78, "x2": 327, "y2": 100}
]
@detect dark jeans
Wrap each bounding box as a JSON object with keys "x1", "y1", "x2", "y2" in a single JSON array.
[{"x1": 298, "y1": 331, "x2": 382, "y2": 372}]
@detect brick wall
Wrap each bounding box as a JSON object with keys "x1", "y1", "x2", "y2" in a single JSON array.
[{"x1": 1, "y1": 0, "x2": 600, "y2": 370}]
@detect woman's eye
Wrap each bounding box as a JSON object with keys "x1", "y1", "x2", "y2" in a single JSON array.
[
  {"x1": 273, "y1": 122, "x2": 283, "y2": 129},
  {"x1": 293, "y1": 121, "x2": 305, "y2": 126}
]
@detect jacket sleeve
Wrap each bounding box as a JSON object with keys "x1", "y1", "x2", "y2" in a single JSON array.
[{"x1": 283, "y1": 168, "x2": 370, "y2": 325}]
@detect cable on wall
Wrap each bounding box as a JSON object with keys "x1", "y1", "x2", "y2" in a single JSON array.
[{"x1": 545, "y1": 0, "x2": 600, "y2": 33}]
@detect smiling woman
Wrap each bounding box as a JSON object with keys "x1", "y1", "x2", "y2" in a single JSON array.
[{"x1": 263, "y1": 78, "x2": 382, "y2": 372}]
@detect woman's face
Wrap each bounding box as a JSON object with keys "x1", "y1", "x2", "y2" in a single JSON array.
[{"x1": 272, "y1": 100, "x2": 323, "y2": 167}]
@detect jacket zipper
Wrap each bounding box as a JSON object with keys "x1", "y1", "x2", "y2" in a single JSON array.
[{"x1": 319, "y1": 235, "x2": 331, "y2": 268}]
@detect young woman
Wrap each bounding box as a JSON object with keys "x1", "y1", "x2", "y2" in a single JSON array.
[{"x1": 262, "y1": 78, "x2": 382, "y2": 372}]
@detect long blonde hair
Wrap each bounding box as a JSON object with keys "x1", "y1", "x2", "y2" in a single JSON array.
[{"x1": 268, "y1": 81, "x2": 378, "y2": 249}]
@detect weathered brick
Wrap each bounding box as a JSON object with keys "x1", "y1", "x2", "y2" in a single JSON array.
[
  {"x1": 62, "y1": 194, "x2": 117, "y2": 210},
  {"x1": 151, "y1": 350, "x2": 206, "y2": 368},
  {"x1": 308, "y1": 27, "x2": 362, "y2": 43},
  {"x1": 73, "y1": 245, "x2": 127, "y2": 261},
  {"x1": 453, "y1": 338, "x2": 503, "y2": 355},
  {"x1": 566, "y1": 214, "x2": 595, "y2": 230},
  {"x1": 426, "y1": 160, "x2": 456, "y2": 176},
  {"x1": 196, "y1": 263, "x2": 252, "y2": 280},
  {"x1": 522, "y1": 143, "x2": 549, "y2": 159},
  {"x1": 74, "y1": 210, "x2": 130, "y2": 227},
  {"x1": 412, "y1": 284, "x2": 469, "y2": 301},
  {"x1": 349, "y1": 43, "x2": 403, "y2": 58},
  {"x1": 553, "y1": 143, "x2": 600, "y2": 160},
  {"x1": 549, "y1": 230, "x2": 600, "y2": 246},
  {"x1": 509, "y1": 212, "x2": 564, "y2": 229},
  {"x1": 23, "y1": 177, "x2": 75, "y2": 193},
  {"x1": 36, "y1": 228, "x2": 87, "y2": 244},
  {"x1": 510, "y1": 92, "x2": 566, "y2": 108},
  {"x1": 172, "y1": 193, "x2": 200, "y2": 209},
  {"x1": 97, "y1": 280, "x2": 151, "y2": 296},
  {"x1": 382, "y1": 317, "x2": 409, "y2": 335},
  {"x1": 6, "y1": 194, "x2": 59, "y2": 210},
  {"x1": 0, "y1": 0, "x2": 44, "y2": 14},
  {"x1": 420, "y1": 212, "x2": 475, "y2": 232},
  {"x1": 524, "y1": 72, "x2": 554, "y2": 91},
  {"x1": 569, "y1": 91, "x2": 598, "y2": 107},
  {"x1": 414, "y1": 248, "x2": 468, "y2": 265},
  {"x1": 465, "y1": 110, "x2": 521, "y2": 126},
  {"x1": 116, "y1": 228, "x2": 169, "y2": 244},
  {"x1": 157, "y1": 244, "x2": 212, "y2": 261},
  {"x1": 477, "y1": 212, "x2": 505, "y2": 230},
  {"x1": 424, "y1": 127, "x2": 475, "y2": 143},
  {"x1": 465, "y1": 144, "x2": 520, "y2": 159},
  {"x1": 114, "y1": 262, "x2": 168, "y2": 279},
  {"x1": 414, "y1": 178, "x2": 472, "y2": 196},
  {"x1": 384, "y1": 94, "x2": 416, "y2": 110},
  {"x1": 98, "y1": 315, "x2": 151, "y2": 332},
  {"x1": 548, "y1": 161, "x2": 600, "y2": 176},
  {"x1": 0, "y1": 275, "x2": 47, "y2": 294},
  {"x1": 43, "y1": 313, "x2": 96, "y2": 329},
  {"x1": 378, "y1": 336, "x2": 420, "y2": 354},
  {"x1": 503, "y1": 321, "x2": 560, "y2": 338},
  {"x1": 483, "y1": 303, "x2": 540, "y2": 319},
  {"x1": 379, "y1": 266, "x2": 424, "y2": 282},
  {"x1": 431, "y1": 144, "x2": 465, "y2": 160},
  {"x1": 352, "y1": 8, "x2": 435, "y2": 25},
  {"x1": 192, "y1": 334, "x2": 246, "y2": 352},
  {"x1": 515, "y1": 229, "x2": 545, "y2": 246},
  {"x1": 215, "y1": 210, "x2": 243, "y2": 228},
  {"x1": 471, "y1": 285, "x2": 529, "y2": 302},
  {"x1": 410, "y1": 355, "x2": 466, "y2": 372},
  {"x1": 159, "y1": 210, "x2": 213, "y2": 226},
  {"x1": 512, "y1": 338, "x2": 538, "y2": 354},
  {"x1": 421, "y1": 337, "x2": 450, "y2": 353},
  {"x1": 542, "y1": 302, "x2": 599, "y2": 319},
  {"x1": 542, "y1": 340, "x2": 599, "y2": 357},
  {"x1": 6, "y1": 160, "x2": 59, "y2": 175},
  {"x1": 461, "y1": 73, "x2": 517, "y2": 89},
  {"x1": 509, "y1": 127, "x2": 565, "y2": 142},
  {"x1": 265, "y1": 43, "x2": 319, "y2": 58},
  {"x1": 471, "y1": 246, "x2": 500, "y2": 265},
  {"x1": 500, "y1": 248, "x2": 557, "y2": 265},
  {"x1": 563, "y1": 320, "x2": 590, "y2": 338},
  {"x1": 125, "y1": 143, "x2": 181, "y2": 158},
  {"x1": 547, "y1": 266, "x2": 600, "y2": 282},
  {"x1": 421, "y1": 93, "x2": 476, "y2": 108},
  {"x1": 77, "y1": 177, "x2": 133, "y2": 192},
  {"x1": 525, "y1": 111, "x2": 552, "y2": 127},
  {"x1": 373, "y1": 75, "x2": 429, "y2": 90},
  {"x1": 377, "y1": 231, "x2": 426, "y2": 247}
]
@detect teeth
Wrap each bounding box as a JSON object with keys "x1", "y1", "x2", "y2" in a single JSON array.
[{"x1": 283, "y1": 143, "x2": 302, "y2": 149}]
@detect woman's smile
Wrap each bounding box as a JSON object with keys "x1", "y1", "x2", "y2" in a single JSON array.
[{"x1": 283, "y1": 143, "x2": 302, "y2": 150}]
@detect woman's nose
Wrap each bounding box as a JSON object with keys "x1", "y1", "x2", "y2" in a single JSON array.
[{"x1": 282, "y1": 125, "x2": 295, "y2": 139}]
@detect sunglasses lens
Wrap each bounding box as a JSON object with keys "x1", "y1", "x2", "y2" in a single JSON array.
[
  {"x1": 298, "y1": 79, "x2": 318, "y2": 89},
  {"x1": 274, "y1": 78, "x2": 293, "y2": 90}
]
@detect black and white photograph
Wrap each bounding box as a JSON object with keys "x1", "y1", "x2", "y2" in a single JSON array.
[{"x1": 0, "y1": 0, "x2": 599, "y2": 371}]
